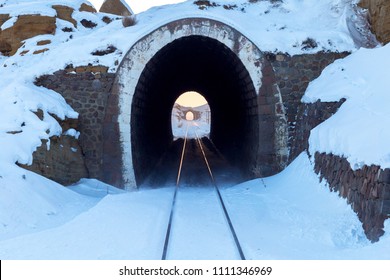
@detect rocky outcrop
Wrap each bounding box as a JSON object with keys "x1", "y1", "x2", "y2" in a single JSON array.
[
  {"x1": 360, "y1": 0, "x2": 390, "y2": 44},
  {"x1": 0, "y1": 2, "x2": 97, "y2": 56},
  {"x1": 99, "y1": 0, "x2": 133, "y2": 16}
]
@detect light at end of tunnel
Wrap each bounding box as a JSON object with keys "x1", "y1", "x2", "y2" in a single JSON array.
[
  {"x1": 175, "y1": 91, "x2": 208, "y2": 107},
  {"x1": 185, "y1": 111, "x2": 194, "y2": 121}
]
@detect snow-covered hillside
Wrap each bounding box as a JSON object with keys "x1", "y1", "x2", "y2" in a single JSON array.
[{"x1": 1, "y1": 0, "x2": 390, "y2": 259}]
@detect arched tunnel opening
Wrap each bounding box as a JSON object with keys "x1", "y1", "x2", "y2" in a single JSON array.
[
  {"x1": 131, "y1": 35, "x2": 259, "y2": 186},
  {"x1": 171, "y1": 91, "x2": 211, "y2": 139}
]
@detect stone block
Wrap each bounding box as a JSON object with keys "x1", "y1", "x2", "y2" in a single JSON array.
[
  {"x1": 383, "y1": 184, "x2": 390, "y2": 200},
  {"x1": 381, "y1": 200, "x2": 390, "y2": 215},
  {"x1": 379, "y1": 168, "x2": 390, "y2": 183}
]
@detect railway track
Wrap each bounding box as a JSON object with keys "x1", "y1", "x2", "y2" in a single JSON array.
[{"x1": 161, "y1": 123, "x2": 245, "y2": 260}]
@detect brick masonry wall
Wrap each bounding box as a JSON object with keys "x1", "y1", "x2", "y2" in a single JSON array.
[
  {"x1": 314, "y1": 152, "x2": 390, "y2": 242},
  {"x1": 35, "y1": 67, "x2": 115, "y2": 181}
]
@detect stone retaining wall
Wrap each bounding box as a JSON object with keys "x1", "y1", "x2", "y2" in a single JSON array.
[
  {"x1": 35, "y1": 67, "x2": 115, "y2": 181},
  {"x1": 291, "y1": 99, "x2": 346, "y2": 160},
  {"x1": 269, "y1": 52, "x2": 349, "y2": 162},
  {"x1": 18, "y1": 111, "x2": 88, "y2": 185},
  {"x1": 314, "y1": 152, "x2": 390, "y2": 241}
]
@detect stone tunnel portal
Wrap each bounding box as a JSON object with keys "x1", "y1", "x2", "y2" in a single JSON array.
[
  {"x1": 132, "y1": 35, "x2": 259, "y2": 185},
  {"x1": 103, "y1": 18, "x2": 289, "y2": 189}
]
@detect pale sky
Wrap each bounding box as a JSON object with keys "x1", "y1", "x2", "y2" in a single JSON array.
[{"x1": 89, "y1": 0, "x2": 186, "y2": 14}]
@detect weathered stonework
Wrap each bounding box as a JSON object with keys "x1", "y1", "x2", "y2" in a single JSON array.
[
  {"x1": 18, "y1": 111, "x2": 88, "y2": 185},
  {"x1": 314, "y1": 152, "x2": 390, "y2": 242},
  {"x1": 35, "y1": 68, "x2": 115, "y2": 181},
  {"x1": 269, "y1": 52, "x2": 350, "y2": 162},
  {"x1": 19, "y1": 136, "x2": 88, "y2": 185},
  {"x1": 293, "y1": 99, "x2": 346, "y2": 159}
]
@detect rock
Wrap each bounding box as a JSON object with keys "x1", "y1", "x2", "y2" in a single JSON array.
[
  {"x1": 359, "y1": 0, "x2": 390, "y2": 44},
  {"x1": 37, "y1": 40, "x2": 51, "y2": 46},
  {"x1": 0, "y1": 13, "x2": 10, "y2": 26},
  {"x1": 79, "y1": 3, "x2": 97, "y2": 13},
  {"x1": 80, "y1": 19, "x2": 97, "y2": 28},
  {"x1": 33, "y1": 48, "x2": 49, "y2": 55},
  {"x1": 65, "y1": 65, "x2": 109, "y2": 73},
  {"x1": 52, "y1": 5, "x2": 77, "y2": 27},
  {"x1": 0, "y1": 15, "x2": 56, "y2": 56},
  {"x1": 19, "y1": 50, "x2": 29, "y2": 56},
  {"x1": 99, "y1": 0, "x2": 133, "y2": 16},
  {"x1": 382, "y1": 200, "x2": 390, "y2": 215}
]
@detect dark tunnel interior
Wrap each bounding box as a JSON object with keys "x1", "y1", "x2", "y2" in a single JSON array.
[{"x1": 131, "y1": 35, "x2": 259, "y2": 185}]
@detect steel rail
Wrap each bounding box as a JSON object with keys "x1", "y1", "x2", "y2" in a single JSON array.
[
  {"x1": 194, "y1": 129, "x2": 246, "y2": 260},
  {"x1": 161, "y1": 124, "x2": 189, "y2": 260}
]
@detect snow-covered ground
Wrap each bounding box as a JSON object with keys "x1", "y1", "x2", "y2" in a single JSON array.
[
  {"x1": 1, "y1": 0, "x2": 390, "y2": 259},
  {"x1": 1, "y1": 153, "x2": 389, "y2": 260}
]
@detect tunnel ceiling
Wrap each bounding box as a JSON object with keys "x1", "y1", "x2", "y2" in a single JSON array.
[{"x1": 131, "y1": 35, "x2": 259, "y2": 185}]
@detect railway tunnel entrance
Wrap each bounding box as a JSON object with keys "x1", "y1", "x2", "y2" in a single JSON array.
[
  {"x1": 132, "y1": 35, "x2": 259, "y2": 186},
  {"x1": 102, "y1": 18, "x2": 289, "y2": 189}
]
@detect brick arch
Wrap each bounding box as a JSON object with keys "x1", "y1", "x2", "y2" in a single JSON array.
[{"x1": 103, "y1": 18, "x2": 288, "y2": 189}]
